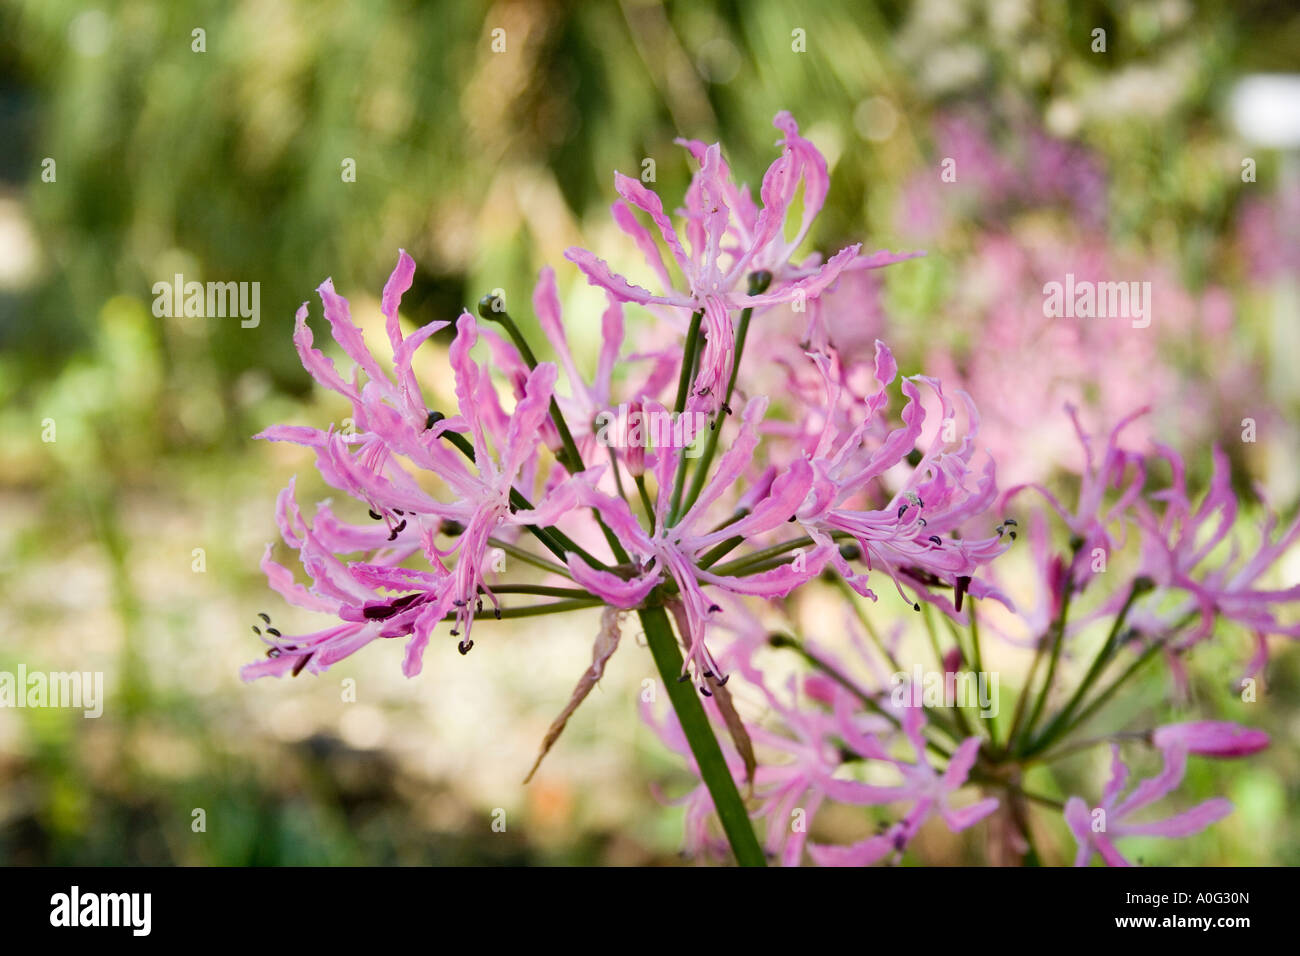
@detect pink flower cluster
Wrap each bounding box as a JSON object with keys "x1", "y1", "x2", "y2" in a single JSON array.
[{"x1": 248, "y1": 111, "x2": 1291, "y2": 866}]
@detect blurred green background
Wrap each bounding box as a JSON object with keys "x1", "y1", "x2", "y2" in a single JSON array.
[{"x1": 0, "y1": 0, "x2": 1297, "y2": 864}]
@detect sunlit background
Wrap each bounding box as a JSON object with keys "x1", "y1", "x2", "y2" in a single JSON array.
[{"x1": 1, "y1": 0, "x2": 1297, "y2": 864}]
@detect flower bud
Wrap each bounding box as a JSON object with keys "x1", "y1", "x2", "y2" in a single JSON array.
[{"x1": 1151, "y1": 721, "x2": 1269, "y2": 758}]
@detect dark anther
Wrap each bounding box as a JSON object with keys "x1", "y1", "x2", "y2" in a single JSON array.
[
  {"x1": 369, "y1": 509, "x2": 383, "y2": 520},
  {"x1": 897, "y1": 504, "x2": 908, "y2": 519},
  {"x1": 698, "y1": 386, "x2": 712, "y2": 397},
  {"x1": 839, "y1": 542, "x2": 862, "y2": 561},
  {"x1": 708, "y1": 604, "x2": 721, "y2": 613},
  {"x1": 918, "y1": 518, "x2": 927, "y2": 527},
  {"x1": 266, "y1": 648, "x2": 281, "y2": 658},
  {"x1": 292, "y1": 653, "x2": 313, "y2": 677},
  {"x1": 267, "y1": 627, "x2": 281, "y2": 637},
  {"x1": 1002, "y1": 518, "x2": 1018, "y2": 527},
  {"x1": 449, "y1": 628, "x2": 459, "y2": 637},
  {"x1": 716, "y1": 674, "x2": 730, "y2": 686},
  {"x1": 703, "y1": 670, "x2": 714, "y2": 679},
  {"x1": 955, "y1": 575, "x2": 972, "y2": 613},
  {"x1": 453, "y1": 599, "x2": 467, "y2": 608},
  {"x1": 424, "y1": 410, "x2": 446, "y2": 430},
  {"x1": 258, "y1": 612, "x2": 271, "y2": 624},
  {"x1": 721, "y1": 402, "x2": 733, "y2": 415},
  {"x1": 928, "y1": 535, "x2": 942, "y2": 546},
  {"x1": 494, "y1": 608, "x2": 502, "y2": 620},
  {"x1": 393, "y1": 509, "x2": 404, "y2": 516},
  {"x1": 251, "y1": 625, "x2": 261, "y2": 635},
  {"x1": 676, "y1": 673, "x2": 691, "y2": 683},
  {"x1": 387, "y1": 519, "x2": 407, "y2": 540},
  {"x1": 458, "y1": 639, "x2": 474, "y2": 655},
  {"x1": 1009, "y1": 531, "x2": 1017, "y2": 540},
  {"x1": 788, "y1": 515, "x2": 797, "y2": 522},
  {"x1": 913, "y1": 602, "x2": 921, "y2": 612},
  {"x1": 700, "y1": 686, "x2": 713, "y2": 697}
]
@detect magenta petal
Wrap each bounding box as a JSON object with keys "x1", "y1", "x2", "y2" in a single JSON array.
[{"x1": 808, "y1": 834, "x2": 896, "y2": 867}]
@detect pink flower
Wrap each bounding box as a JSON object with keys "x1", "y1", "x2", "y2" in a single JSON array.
[
  {"x1": 796, "y1": 342, "x2": 1010, "y2": 616},
  {"x1": 809, "y1": 706, "x2": 998, "y2": 866},
  {"x1": 1133, "y1": 444, "x2": 1300, "y2": 655},
  {"x1": 248, "y1": 256, "x2": 594, "y2": 676},
  {"x1": 242, "y1": 479, "x2": 454, "y2": 680},
  {"x1": 565, "y1": 112, "x2": 914, "y2": 412},
  {"x1": 572, "y1": 395, "x2": 833, "y2": 684},
  {"x1": 1151, "y1": 721, "x2": 1270, "y2": 758},
  {"x1": 1064, "y1": 745, "x2": 1233, "y2": 867}
]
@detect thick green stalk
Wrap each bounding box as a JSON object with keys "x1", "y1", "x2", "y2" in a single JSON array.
[{"x1": 638, "y1": 604, "x2": 765, "y2": 866}]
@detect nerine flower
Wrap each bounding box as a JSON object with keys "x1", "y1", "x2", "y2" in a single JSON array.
[
  {"x1": 808, "y1": 705, "x2": 998, "y2": 867},
  {"x1": 248, "y1": 255, "x2": 592, "y2": 676},
  {"x1": 566, "y1": 112, "x2": 913, "y2": 413},
  {"x1": 797, "y1": 341, "x2": 1011, "y2": 616},
  {"x1": 1064, "y1": 745, "x2": 1232, "y2": 867},
  {"x1": 245, "y1": 110, "x2": 1281, "y2": 868}
]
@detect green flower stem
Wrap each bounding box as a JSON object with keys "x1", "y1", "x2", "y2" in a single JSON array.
[
  {"x1": 481, "y1": 584, "x2": 594, "y2": 599},
  {"x1": 486, "y1": 537, "x2": 571, "y2": 577},
  {"x1": 1024, "y1": 638, "x2": 1166, "y2": 757},
  {"x1": 769, "y1": 632, "x2": 959, "y2": 756},
  {"x1": 698, "y1": 534, "x2": 746, "y2": 569},
  {"x1": 833, "y1": 576, "x2": 903, "y2": 674},
  {"x1": 1027, "y1": 730, "x2": 1148, "y2": 767},
  {"x1": 638, "y1": 603, "x2": 765, "y2": 867},
  {"x1": 441, "y1": 598, "x2": 601, "y2": 621},
  {"x1": 1016, "y1": 582, "x2": 1075, "y2": 751},
  {"x1": 922, "y1": 603, "x2": 974, "y2": 738},
  {"x1": 673, "y1": 310, "x2": 706, "y2": 416},
  {"x1": 666, "y1": 311, "x2": 706, "y2": 525},
  {"x1": 708, "y1": 536, "x2": 817, "y2": 576},
  {"x1": 634, "y1": 474, "x2": 657, "y2": 535},
  {"x1": 968, "y1": 597, "x2": 985, "y2": 677},
  {"x1": 678, "y1": 297, "x2": 763, "y2": 520},
  {"x1": 477, "y1": 296, "x2": 631, "y2": 568},
  {"x1": 1026, "y1": 577, "x2": 1152, "y2": 755},
  {"x1": 477, "y1": 297, "x2": 584, "y2": 474}
]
